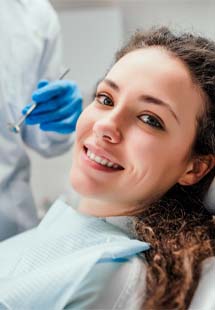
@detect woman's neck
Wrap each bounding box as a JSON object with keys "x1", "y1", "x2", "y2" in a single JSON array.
[{"x1": 78, "y1": 197, "x2": 144, "y2": 217}]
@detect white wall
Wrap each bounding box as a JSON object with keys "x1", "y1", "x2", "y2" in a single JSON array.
[
  {"x1": 58, "y1": 7, "x2": 123, "y2": 95},
  {"x1": 120, "y1": 0, "x2": 215, "y2": 40}
]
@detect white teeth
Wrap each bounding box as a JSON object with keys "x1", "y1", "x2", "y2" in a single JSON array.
[
  {"x1": 101, "y1": 159, "x2": 108, "y2": 165},
  {"x1": 86, "y1": 149, "x2": 119, "y2": 169},
  {"x1": 107, "y1": 162, "x2": 113, "y2": 168},
  {"x1": 95, "y1": 156, "x2": 101, "y2": 163},
  {"x1": 90, "y1": 153, "x2": 95, "y2": 160}
]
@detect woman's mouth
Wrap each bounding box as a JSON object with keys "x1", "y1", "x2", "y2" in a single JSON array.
[{"x1": 83, "y1": 146, "x2": 124, "y2": 171}]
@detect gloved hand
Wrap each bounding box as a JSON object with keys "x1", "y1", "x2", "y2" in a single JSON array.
[{"x1": 22, "y1": 80, "x2": 82, "y2": 134}]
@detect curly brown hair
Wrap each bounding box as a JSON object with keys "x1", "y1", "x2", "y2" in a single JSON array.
[{"x1": 116, "y1": 27, "x2": 215, "y2": 309}]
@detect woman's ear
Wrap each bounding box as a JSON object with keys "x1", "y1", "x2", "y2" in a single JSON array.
[{"x1": 178, "y1": 155, "x2": 215, "y2": 186}]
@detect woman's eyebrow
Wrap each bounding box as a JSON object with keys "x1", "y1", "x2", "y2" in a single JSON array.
[
  {"x1": 139, "y1": 95, "x2": 180, "y2": 124},
  {"x1": 101, "y1": 79, "x2": 120, "y2": 91}
]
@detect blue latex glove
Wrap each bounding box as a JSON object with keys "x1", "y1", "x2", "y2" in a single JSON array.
[{"x1": 22, "y1": 80, "x2": 82, "y2": 134}]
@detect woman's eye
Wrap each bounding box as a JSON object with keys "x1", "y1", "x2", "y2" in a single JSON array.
[
  {"x1": 96, "y1": 94, "x2": 113, "y2": 106},
  {"x1": 139, "y1": 114, "x2": 164, "y2": 130}
]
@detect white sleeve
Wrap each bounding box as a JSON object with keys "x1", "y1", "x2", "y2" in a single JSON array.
[{"x1": 21, "y1": 0, "x2": 74, "y2": 157}]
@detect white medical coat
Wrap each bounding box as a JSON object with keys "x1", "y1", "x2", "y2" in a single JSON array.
[{"x1": 0, "y1": 0, "x2": 74, "y2": 240}]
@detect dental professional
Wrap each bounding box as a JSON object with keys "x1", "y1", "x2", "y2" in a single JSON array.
[
  {"x1": 0, "y1": 0, "x2": 82, "y2": 240},
  {"x1": 0, "y1": 27, "x2": 215, "y2": 310}
]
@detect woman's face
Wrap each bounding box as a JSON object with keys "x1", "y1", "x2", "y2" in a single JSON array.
[{"x1": 70, "y1": 48, "x2": 204, "y2": 215}]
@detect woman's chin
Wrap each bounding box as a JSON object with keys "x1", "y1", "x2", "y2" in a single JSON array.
[{"x1": 70, "y1": 169, "x2": 99, "y2": 197}]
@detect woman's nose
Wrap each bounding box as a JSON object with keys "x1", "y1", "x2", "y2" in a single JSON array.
[{"x1": 93, "y1": 118, "x2": 122, "y2": 143}]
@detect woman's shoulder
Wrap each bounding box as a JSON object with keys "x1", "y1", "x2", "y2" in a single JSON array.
[{"x1": 65, "y1": 255, "x2": 147, "y2": 310}]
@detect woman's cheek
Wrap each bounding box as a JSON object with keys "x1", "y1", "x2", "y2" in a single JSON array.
[
  {"x1": 76, "y1": 107, "x2": 90, "y2": 131},
  {"x1": 76, "y1": 107, "x2": 97, "y2": 138}
]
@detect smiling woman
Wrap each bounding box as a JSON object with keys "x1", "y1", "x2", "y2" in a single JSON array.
[
  {"x1": 0, "y1": 27, "x2": 215, "y2": 310},
  {"x1": 71, "y1": 41, "x2": 212, "y2": 218}
]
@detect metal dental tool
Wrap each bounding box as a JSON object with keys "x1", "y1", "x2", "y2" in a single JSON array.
[{"x1": 8, "y1": 68, "x2": 70, "y2": 134}]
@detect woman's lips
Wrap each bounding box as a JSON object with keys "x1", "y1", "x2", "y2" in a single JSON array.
[
  {"x1": 84, "y1": 143, "x2": 124, "y2": 168},
  {"x1": 81, "y1": 146, "x2": 124, "y2": 172}
]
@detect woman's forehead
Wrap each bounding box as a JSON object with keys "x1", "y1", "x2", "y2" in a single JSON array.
[
  {"x1": 108, "y1": 48, "x2": 191, "y2": 80},
  {"x1": 105, "y1": 48, "x2": 195, "y2": 100}
]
